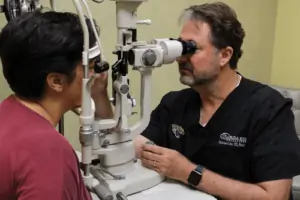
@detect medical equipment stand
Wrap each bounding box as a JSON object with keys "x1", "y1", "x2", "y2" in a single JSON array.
[{"x1": 0, "y1": 1, "x2": 190, "y2": 199}]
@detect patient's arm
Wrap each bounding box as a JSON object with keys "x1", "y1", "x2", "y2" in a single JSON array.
[
  {"x1": 93, "y1": 91, "x2": 113, "y2": 119},
  {"x1": 71, "y1": 91, "x2": 113, "y2": 119}
]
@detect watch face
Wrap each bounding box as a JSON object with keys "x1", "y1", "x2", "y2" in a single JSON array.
[{"x1": 188, "y1": 170, "x2": 202, "y2": 186}]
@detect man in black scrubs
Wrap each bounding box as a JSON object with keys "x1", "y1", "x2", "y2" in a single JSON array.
[{"x1": 134, "y1": 2, "x2": 300, "y2": 200}]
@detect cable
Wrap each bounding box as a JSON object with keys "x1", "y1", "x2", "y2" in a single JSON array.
[
  {"x1": 92, "y1": 0, "x2": 104, "y2": 3},
  {"x1": 81, "y1": 0, "x2": 107, "y2": 63}
]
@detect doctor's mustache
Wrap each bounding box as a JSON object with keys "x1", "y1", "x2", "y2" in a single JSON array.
[{"x1": 178, "y1": 61, "x2": 193, "y2": 72}]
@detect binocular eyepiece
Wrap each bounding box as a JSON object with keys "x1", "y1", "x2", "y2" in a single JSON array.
[
  {"x1": 93, "y1": 37, "x2": 198, "y2": 72},
  {"x1": 170, "y1": 38, "x2": 198, "y2": 56}
]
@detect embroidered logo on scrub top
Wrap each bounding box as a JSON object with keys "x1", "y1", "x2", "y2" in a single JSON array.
[
  {"x1": 219, "y1": 132, "x2": 247, "y2": 147},
  {"x1": 171, "y1": 124, "x2": 185, "y2": 138}
]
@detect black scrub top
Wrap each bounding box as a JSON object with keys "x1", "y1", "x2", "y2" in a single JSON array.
[{"x1": 142, "y1": 76, "x2": 300, "y2": 199}]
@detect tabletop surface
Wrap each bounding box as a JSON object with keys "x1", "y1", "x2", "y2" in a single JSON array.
[
  {"x1": 76, "y1": 151, "x2": 216, "y2": 200},
  {"x1": 127, "y1": 179, "x2": 217, "y2": 200}
]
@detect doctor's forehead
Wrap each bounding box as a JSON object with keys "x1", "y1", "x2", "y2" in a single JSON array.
[{"x1": 179, "y1": 20, "x2": 211, "y2": 43}]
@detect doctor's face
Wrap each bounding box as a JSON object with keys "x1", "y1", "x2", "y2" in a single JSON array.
[{"x1": 177, "y1": 20, "x2": 221, "y2": 87}]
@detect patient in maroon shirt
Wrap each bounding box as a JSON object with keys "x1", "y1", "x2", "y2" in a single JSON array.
[{"x1": 0, "y1": 11, "x2": 112, "y2": 200}]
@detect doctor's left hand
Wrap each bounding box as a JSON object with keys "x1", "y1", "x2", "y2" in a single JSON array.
[
  {"x1": 90, "y1": 71, "x2": 109, "y2": 98},
  {"x1": 141, "y1": 144, "x2": 196, "y2": 182}
]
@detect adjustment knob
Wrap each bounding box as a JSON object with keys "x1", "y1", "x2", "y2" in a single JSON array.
[
  {"x1": 142, "y1": 49, "x2": 156, "y2": 66},
  {"x1": 94, "y1": 61, "x2": 109, "y2": 73}
]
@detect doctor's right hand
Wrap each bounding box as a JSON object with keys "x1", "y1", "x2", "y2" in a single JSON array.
[{"x1": 141, "y1": 144, "x2": 196, "y2": 183}]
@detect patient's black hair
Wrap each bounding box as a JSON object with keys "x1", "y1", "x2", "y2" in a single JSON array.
[{"x1": 0, "y1": 11, "x2": 98, "y2": 101}]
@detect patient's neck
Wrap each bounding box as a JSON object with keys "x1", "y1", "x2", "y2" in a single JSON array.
[{"x1": 14, "y1": 95, "x2": 64, "y2": 127}]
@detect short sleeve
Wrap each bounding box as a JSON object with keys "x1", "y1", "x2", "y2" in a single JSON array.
[
  {"x1": 141, "y1": 93, "x2": 173, "y2": 146},
  {"x1": 251, "y1": 96, "x2": 300, "y2": 183}
]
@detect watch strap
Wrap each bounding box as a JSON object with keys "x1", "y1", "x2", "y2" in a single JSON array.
[{"x1": 195, "y1": 165, "x2": 205, "y2": 174}]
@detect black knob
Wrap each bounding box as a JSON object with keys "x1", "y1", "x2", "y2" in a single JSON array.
[
  {"x1": 142, "y1": 50, "x2": 157, "y2": 66},
  {"x1": 94, "y1": 61, "x2": 110, "y2": 73}
]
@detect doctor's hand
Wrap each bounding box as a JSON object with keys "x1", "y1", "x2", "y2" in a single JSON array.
[
  {"x1": 90, "y1": 71, "x2": 109, "y2": 98},
  {"x1": 141, "y1": 144, "x2": 196, "y2": 183}
]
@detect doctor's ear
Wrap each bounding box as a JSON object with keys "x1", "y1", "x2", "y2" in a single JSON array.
[{"x1": 219, "y1": 46, "x2": 233, "y2": 67}]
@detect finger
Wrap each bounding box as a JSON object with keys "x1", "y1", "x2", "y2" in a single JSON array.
[
  {"x1": 99, "y1": 71, "x2": 108, "y2": 78},
  {"x1": 141, "y1": 144, "x2": 164, "y2": 155},
  {"x1": 141, "y1": 157, "x2": 154, "y2": 169},
  {"x1": 141, "y1": 150, "x2": 163, "y2": 162},
  {"x1": 154, "y1": 167, "x2": 162, "y2": 174},
  {"x1": 94, "y1": 73, "x2": 106, "y2": 79},
  {"x1": 152, "y1": 164, "x2": 162, "y2": 174},
  {"x1": 141, "y1": 157, "x2": 161, "y2": 172}
]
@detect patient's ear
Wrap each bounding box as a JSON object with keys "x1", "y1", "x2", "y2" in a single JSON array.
[{"x1": 46, "y1": 73, "x2": 66, "y2": 93}]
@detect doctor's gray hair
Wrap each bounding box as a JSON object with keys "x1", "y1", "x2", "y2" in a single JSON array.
[{"x1": 179, "y1": 2, "x2": 245, "y2": 69}]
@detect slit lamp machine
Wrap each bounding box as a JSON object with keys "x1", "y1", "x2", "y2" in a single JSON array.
[{"x1": 1, "y1": 0, "x2": 198, "y2": 199}]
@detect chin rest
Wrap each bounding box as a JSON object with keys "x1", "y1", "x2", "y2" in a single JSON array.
[{"x1": 270, "y1": 85, "x2": 300, "y2": 199}]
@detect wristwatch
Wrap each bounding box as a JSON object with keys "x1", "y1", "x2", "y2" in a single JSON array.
[{"x1": 187, "y1": 165, "x2": 205, "y2": 187}]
